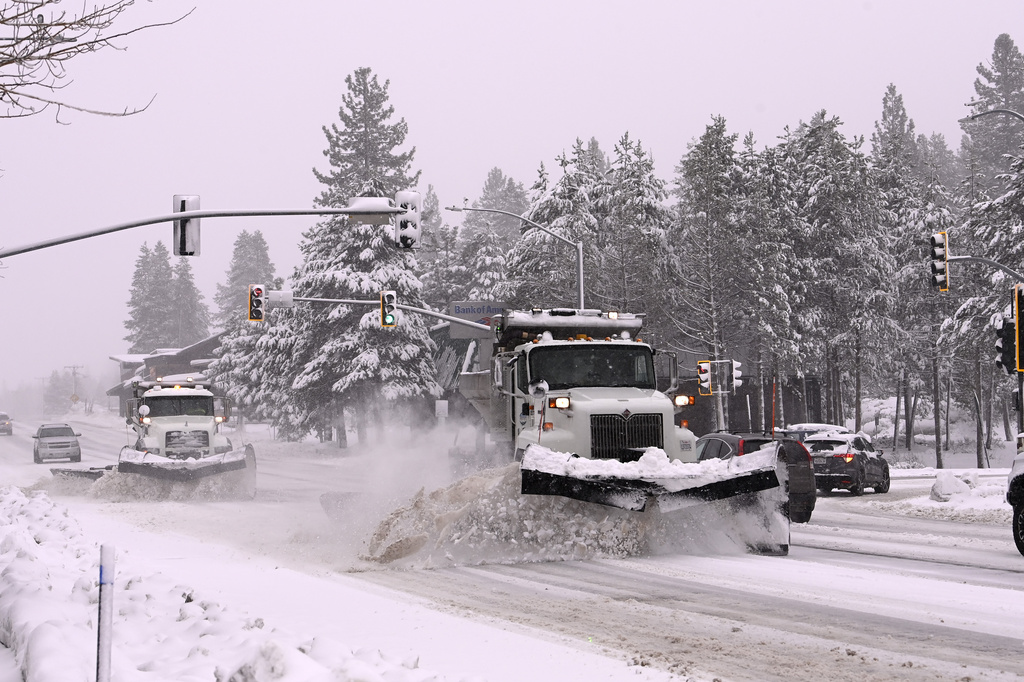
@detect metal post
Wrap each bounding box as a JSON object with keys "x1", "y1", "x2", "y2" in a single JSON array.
[{"x1": 96, "y1": 545, "x2": 115, "y2": 682}]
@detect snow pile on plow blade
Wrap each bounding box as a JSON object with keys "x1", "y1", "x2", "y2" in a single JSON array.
[{"x1": 520, "y1": 444, "x2": 779, "y2": 512}]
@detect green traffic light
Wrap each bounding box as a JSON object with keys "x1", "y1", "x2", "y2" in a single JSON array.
[{"x1": 384, "y1": 313, "x2": 395, "y2": 325}]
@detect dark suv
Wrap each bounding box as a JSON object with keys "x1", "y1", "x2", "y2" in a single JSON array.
[
  {"x1": 0, "y1": 413, "x2": 11, "y2": 436},
  {"x1": 804, "y1": 432, "x2": 889, "y2": 496},
  {"x1": 695, "y1": 432, "x2": 817, "y2": 523}
]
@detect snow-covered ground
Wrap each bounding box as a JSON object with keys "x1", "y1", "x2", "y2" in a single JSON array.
[{"x1": 0, "y1": 409, "x2": 1021, "y2": 681}]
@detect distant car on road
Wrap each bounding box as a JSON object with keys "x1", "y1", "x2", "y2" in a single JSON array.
[
  {"x1": 0, "y1": 412, "x2": 11, "y2": 436},
  {"x1": 804, "y1": 431, "x2": 889, "y2": 496},
  {"x1": 695, "y1": 432, "x2": 817, "y2": 523},
  {"x1": 32, "y1": 423, "x2": 82, "y2": 463}
]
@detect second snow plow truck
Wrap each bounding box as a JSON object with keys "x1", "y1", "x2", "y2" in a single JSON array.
[
  {"x1": 115, "y1": 376, "x2": 257, "y2": 498},
  {"x1": 458, "y1": 308, "x2": 787, "y2": 551}
]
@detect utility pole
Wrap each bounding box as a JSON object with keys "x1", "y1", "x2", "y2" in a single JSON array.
[{"x1": 64, "y1": 365, "x2": 84, "y2": 404}]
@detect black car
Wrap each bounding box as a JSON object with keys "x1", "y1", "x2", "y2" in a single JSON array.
[
  {"x1": 0, "y1": 412, "x2": 11, "y2": 436},
  {"x1": 804, "y1": 432, "x2": 889, "y2": 496},
  {"x1": 695, "y1": 432, "x2": 817, "y2": 523}
]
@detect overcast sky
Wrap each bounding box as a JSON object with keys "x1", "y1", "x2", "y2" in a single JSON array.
[{"x1": 2, "y1": 0, "x2": 1022, "y2": 396}]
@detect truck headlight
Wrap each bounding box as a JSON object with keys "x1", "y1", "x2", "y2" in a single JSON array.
[{"x1": 548, "y1": 397, "x2": 570, "y2": 409}]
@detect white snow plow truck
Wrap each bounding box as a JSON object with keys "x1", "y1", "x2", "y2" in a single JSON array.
[
  {"x1": 117, "y1": 377, "x2": 256, "y2": 497},
  {"x1": 459, "y1": 308, "x2": 782, "y2": 516}
]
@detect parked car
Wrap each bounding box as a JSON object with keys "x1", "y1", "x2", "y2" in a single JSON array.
[
  {"x1": 0, "y1": 412, "x2": 11, "y2": 436},
  {"x1": 695, "y1": 432, "x2": 817, "y2": 523},
  {"x1": 32, "y1": 423, "x2": 82, "y2": 463},
  {"x1": 803, "y1": 431, "x2": 889, "y2": 496}
]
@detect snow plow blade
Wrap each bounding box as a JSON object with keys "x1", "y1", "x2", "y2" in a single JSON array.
[
  {"x1": 113, "y1": 444, "x2": 258, "y2": 500},
  {"x1": 520, "y1": 466, "x2": 779, "y2": 512},
  {"x1": 116, "y1": 444, "x2": 253, "y2": 482},
  {"x1": 519, "y1": 444, "x2": 780, "y2": 512},
  {"x1": 49, "y1": 465, "x2": 116, "y2": 481}
]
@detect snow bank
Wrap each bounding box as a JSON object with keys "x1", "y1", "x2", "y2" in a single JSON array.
[
  {"x1": 0, "y1": 486, "x2": 451, "y2": 682},
  {"x1": 870, "y1": 472, "x2": 1012, "y2": 525}
]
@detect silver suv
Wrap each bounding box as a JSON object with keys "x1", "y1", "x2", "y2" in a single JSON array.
[{"x1": 33, "y1": 423, "x2": 82, "y2": 463}]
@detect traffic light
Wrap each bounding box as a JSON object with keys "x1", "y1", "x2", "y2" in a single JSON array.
[
  {"x1": 929, "y1": 232, "x2": 948, "y2": 291},
  {"x1": 394, "y1": 191, "x2": 422, "y2": 249},
  {"x1": 248, "y1": 284, "x2": 266, "y2": 322},
  {"x1": 1016, "y1": 284, "x2": 1024, "y2": 372},
  {"x1": 731, "y1": 360, "x2": 743, "y2": 388},
  {"x1": 996, "y1": 316, "x2": 1017, "y2": 375},
  {"x1": 697, "y1": 361, "x2": 712, "y2": 395},
  {"x1": 173, "y1": 195, "x2": 201, "y2": 256},
  {"x1": 380, "y1": 290, "x2": 397, "y2": 327}
]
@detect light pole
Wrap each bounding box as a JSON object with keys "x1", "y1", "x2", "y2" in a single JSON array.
[
  {"x1": 445, "y1": 205, "x2": 585, "y2": 309},
  {"x1": 962, "y1": 108, "x2": 1024, "y2": 124}
]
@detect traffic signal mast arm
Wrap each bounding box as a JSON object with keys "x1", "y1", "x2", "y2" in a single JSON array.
[
  {"x1": 0, "y1": 205, "x2": 409, "y2": 260},
  {"x1": 947, "y1": 255, "x2": 1024, "y2": 284},
  {"x1": 287, "y1": 296, "x2": 491, "y2": 333}
]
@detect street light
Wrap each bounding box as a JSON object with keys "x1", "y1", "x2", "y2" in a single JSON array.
[
  {"x1": 959, "y1": 108, "x2": 1024, "y2": 125},
  {"x1": 445, "y1": 205, "x2": 585, "y2": 309}
]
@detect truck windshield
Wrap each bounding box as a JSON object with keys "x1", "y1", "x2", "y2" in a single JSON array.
[
  {"x1": 528, "y1": 345, "x2": 656, "y2": 390},
  {"x1": 144, "y1": 396, "x2": 214, "y2": 417}
]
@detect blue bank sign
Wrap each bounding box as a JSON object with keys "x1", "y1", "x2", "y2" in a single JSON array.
[{"x1": 448, "y1": 302, "x2": 506, "y2": 339}]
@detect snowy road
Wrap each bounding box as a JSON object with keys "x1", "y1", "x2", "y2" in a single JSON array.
[
  {"x1": 1, "y1": 413, "x2": 1022, "y2": 681},
  {"x1": 357, "y1": 482, "x2": 1024, "y2": 682}
]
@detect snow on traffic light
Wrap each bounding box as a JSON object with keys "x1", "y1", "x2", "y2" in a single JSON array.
[
  {"x1": 929, "y1": 232, "x2": 948, "y2": 291},
  {"x1": 173, "y1": 195, "x2": 201, "y2": 256},
  {"x1": 394, "y1": 191, "x2": 422, "y2": 249}
]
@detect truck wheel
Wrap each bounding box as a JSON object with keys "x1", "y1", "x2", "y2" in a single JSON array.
[{"x1": 1014, "y1": 505, "x2": 1024, "y2": 557}]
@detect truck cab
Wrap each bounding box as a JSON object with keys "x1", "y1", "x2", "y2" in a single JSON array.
[
  {"x1": 126, "y1": 379, "x2": 233, "y2": 460},
  {"x1": 462, "y1": 308, "x2": 696, "y2": 464}
]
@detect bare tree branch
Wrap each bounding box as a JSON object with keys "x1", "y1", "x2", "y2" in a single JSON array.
[{"x1": 0, "y1": 1, "x2": 192, "y2": 120}]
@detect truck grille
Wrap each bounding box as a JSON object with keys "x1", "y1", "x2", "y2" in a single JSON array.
[
  {"x1": 165, "y1": 430, "x2": 210, "y2": 459},
  {"x1": 590, "y1": 413, "x2": 663, "y2": 461}
]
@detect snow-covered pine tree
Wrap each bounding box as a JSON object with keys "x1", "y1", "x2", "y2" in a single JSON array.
[
  {"x1": 594, "y1": 133, "x2": 669, "y2": 319},
  {"x1": 123, "y1": 240, "x2": 176, "y2": 353},
  {"x1": 210, "y1": 230, "x2": 282, "y2": 422},
  {"x1": 169, "y1": 257, "x2": 211, "y2": 348},
  {"x1": 461, "y1": 167, "x2": 529, "y2": 253},
  {"x1": 668, "y1": 116, "x2": 743, "y2": 428},
  {"x1": 501, "y1": 141, "x2": 602, "y2": 308},
  {"x1": 281, "y1": 67, "x2": 438, "y2": 443},
  {"x1": 960, "y1": 33, "x2": 1024, "y2": 198},
  {"x1": 781, "y1": 110, "x2": 895, "y2": 428},
  {"x1": 416, "y1": 186, "x2": 469, "y2": 310},
  {"x1": 733, "y1": 134, "x2": 801, "y2": 431},
  {"x1": 213, "y1": 231, "x2": 279, "y2": 331},
  {"x1": 870, "y1": 84, "x2": 939, "y2": 439},
  {"x1": 458, "y1": 167, "x2": 528, "y2": 302}
]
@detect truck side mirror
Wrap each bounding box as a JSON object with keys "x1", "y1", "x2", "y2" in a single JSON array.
[{"x1": 529, "y1": 379, "x2": 549, "y2": 399}]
